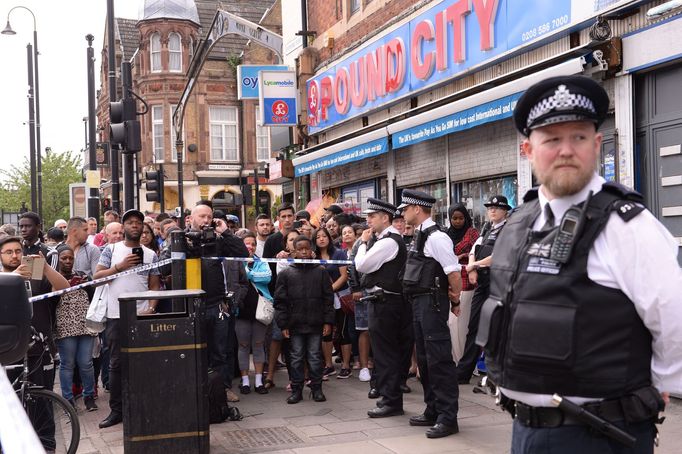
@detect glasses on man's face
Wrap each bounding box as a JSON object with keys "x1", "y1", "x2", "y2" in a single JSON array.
[{"x1": 1, "y1": 249, "x2": 23, "y2": 257}]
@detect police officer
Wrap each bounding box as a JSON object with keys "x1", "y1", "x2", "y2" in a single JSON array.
[
  {"x1": 456, "y1": 195, "x2": 510, "y2": 384},
  {"x1": 477, "y1": 75, "x2": 682, "y2": 453},
  {"x1": 399, "y1": 189, "x2": 463, "y2": 438},
  {"x1": 355, "y1": 198, "x2": 413, "y2": 418}
]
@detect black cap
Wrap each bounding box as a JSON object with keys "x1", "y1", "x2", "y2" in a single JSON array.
[
  {"x1": 325, "y1": 204, "x2": 344, "y2": 215},
  {"x1": 398, "y1": 189, "x2": 436, "y2": 210},
  {"x1": 514, "y1": 75, "x2": 609, "y2": 136},
  {"x1": 122, "y1": 209, "x2": 145, "y2": 223},
  {"x1": 362, "y1": 198, "x2": 398, "y2": 216},
  {"x1": 484, "y1": 195, "x2": 512, "y2": 211},
  {"x1": 213, "y1": 209, "x2": 227, "y2": 222}
]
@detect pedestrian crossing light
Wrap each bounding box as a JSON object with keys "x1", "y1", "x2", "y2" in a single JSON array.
[
  {"x1": 145, "y1": 167, "x2": 164, "y2": 205},
  {"x1": 110, "y1": 98, "x2": 141, "y2": 153}
]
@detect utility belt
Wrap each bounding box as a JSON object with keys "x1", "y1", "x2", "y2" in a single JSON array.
[{"x1": 360, "y1": 289, "x2": 404, "y2": 304}]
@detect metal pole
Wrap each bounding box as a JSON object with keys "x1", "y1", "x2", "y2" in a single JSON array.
[
  {"x1": 301, "y1": 0, "x2": 308, "y2": 49},
  {"x1": 86, "y1": 34, "x2": 100, "y2": 221},
  {"x1": 121, "y1": 61, "x2": 135, "y2": 211},
  {"x1": 254, "y1": 166, "x2": 260, "y2": 215},
  {"x1": 170, "y1": 230, "x2": 187, "y2": 290},
  {"x1": 33, "y1": 29, "x2": 42, "y2": 220},
  {"x1": 26, "y1": 43, "x2": 37, "y2": 213},
  {"x1": 107, "y1": 0, "x2": 120, "y2": 213}
]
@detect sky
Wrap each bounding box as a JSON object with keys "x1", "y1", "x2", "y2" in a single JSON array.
[{"x1": 0, "y1": 0, "x2": 140, "y2": 181}]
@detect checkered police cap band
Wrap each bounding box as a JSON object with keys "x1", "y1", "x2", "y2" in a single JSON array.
[
  {"x1": 526, "y1": 84, "x2": 596, "y2": 129},
  {"x1": 400, "y1": 196, "x2": 434, "y2": 208},
  {"x1": 366, "y1": 201, "x2": 397, "y2": 215}
]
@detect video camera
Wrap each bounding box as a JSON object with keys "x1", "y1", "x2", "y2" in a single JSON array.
[{"x1": 177, "y1": 224, "x2": 220, "y2": 259}]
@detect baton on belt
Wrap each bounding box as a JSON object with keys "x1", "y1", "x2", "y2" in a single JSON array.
[{"x1": 551, "y1": 394, "x2": 636, "y2": 447}]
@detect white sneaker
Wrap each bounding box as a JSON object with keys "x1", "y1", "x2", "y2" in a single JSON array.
[{"x1": 358, "y1": 368, "x2": 371, "y2": 382}]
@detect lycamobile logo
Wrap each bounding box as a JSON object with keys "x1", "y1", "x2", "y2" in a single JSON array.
[{"x1": 264, "y1": 80, "x2": 294, "y2": 86}]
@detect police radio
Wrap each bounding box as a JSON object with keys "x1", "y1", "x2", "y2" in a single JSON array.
[{"x1": 549, "y1": 192, "x2": 592, "y2": 263}]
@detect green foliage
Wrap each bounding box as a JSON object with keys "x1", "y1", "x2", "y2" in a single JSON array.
[
  {"x1": 271, "y1": 195, "x2": 282, "y2": 219},
  {"x1": 0, "y1": 149, "x2": 82, "y2": 225},
  {"x1": 226, "y1": 54, "x2": 242, "y2": 77}
]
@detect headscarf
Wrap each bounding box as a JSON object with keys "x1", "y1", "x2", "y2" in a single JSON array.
[{"x1": 446, "y1": 203, "x2": 473, "y2": 246}]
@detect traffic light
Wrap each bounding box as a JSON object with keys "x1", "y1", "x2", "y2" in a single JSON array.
[
  {"x1": 145, "y1": 167, "x2": 164, "y2": 208},
  {"x1": 110, "y1": 98, "x2": 141, "y2": 152}
]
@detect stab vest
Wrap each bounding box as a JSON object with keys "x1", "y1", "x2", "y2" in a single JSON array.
[
  {"x1": 402, "y1": 225, "x2": 449, "y2": 295},
  {"x1": 473, "y1": 221, "x2": 506, "y2": 287},
  {"x1": 361, "y1": 232, "x2": 407, "y2": 294},
  {"x1": 479, "y1": 182, "x2": 652, "y2": 398}
]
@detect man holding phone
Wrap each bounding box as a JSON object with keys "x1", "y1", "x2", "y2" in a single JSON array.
[{"x1": 95, "y1": 209, "x2": 161, "y2": 429}]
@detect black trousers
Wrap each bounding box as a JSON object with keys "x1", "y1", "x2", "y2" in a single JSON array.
[
  {"x1": 410, "y1": 293, "x2": 459, "y2": 426},
  {"x1": 368, "y1": 293, "x2": 413, "y2": 409},
  {"x1": 511, "y1": 418, "x2": 656, "y2": 454},
  {"x1": 105, "y1": 318, "x2": 122, "y2": 416},
  {"x1": 456, "y1": 282, "x2": 489, "y2": 382}
]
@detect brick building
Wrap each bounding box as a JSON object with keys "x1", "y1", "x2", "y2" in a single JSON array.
[
  {"x1": 96, "y1": 0, "x2": 285, "y2": 223},
  {"x1": 286, "y1": 0, "x2": 682, "y2": 251}
]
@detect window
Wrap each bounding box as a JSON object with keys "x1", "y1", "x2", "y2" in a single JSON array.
[
  {"x1": 170, "y1": 105, "x2": 185, "y2": 162},
  {"x1": 350, "y1": 0, "x2": 360, "y2": 14},
  {"x1": 150, "y1": 32, "x2": 161, "y2": 72},
  {"x1": 188, "y1": 36, "x2": 194, "y2": 62},
  {"x1": 169, "y1": 32, "x2": 182, "y2": 72},
  {"x1": 209, "y1": 106, "x2": 239, "y2": 161},
  {"x1": 255, "y1": 106, "x2": 271, "y2": 161},
  {"x1": 151, "y1": 105, "x2": 164, "y2": 162},
  {"x1": 453, "y1": 175, "x2": 518, "y2": 230}
]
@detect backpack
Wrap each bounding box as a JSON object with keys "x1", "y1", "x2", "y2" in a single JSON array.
[{"x1": 207, "y1": 369, "x2": 242, "y2": 424}]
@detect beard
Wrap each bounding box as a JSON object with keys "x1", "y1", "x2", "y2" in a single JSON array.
[
  {"x1": 125, "y1": 230, "x2": 141, "y2": 241},
  {"x1": 533, "y1": 159, "x2": 596, "y2": 197}
]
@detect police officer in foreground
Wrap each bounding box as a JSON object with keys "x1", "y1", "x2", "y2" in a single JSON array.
[
  {"x1": 399, "y1": 190, "x2": 463, "y2": 438},
  {"x1": 477, "y1": 75, "x2": 682, "y2": 453},
  {"x1": 354, "y1": 198, "x2": 413, "y2": 418},
  {"x1": 456, "y1": 195, "x2": 510, "y2": 384}
]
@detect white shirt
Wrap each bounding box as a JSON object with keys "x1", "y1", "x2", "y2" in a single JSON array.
[
  {"x1": 502, "y1": 173, "x2": 682, "y2": 406},
  {"x1": 256, "y1": 238, "x2": 266, "y2": 258},
  {"x1": 355, "y1": 225, "x2": 401, "y2": 275},
  {"x1": 416, "y1": 218, "x2": 461, "y2": 274}
]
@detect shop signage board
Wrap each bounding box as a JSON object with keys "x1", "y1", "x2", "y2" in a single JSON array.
[
  {"x1": 306, "y1": 0, "x2": 636, "y2": 133},
  {"x1": 237, "y1": 65, "x2": 289, "y2": 99},
  {"x1": 392, "y1": 92, "x2": 522, "y2": 149},
  {"x1": 295, "y1": 137, "x2": 389, "y2": 177},
  {"x1": 259, "y1": 70, "x2": 298, "y2": 127}
]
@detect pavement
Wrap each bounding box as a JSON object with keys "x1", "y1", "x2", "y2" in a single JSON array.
[{"x1": 72, "y1": 368, "x2": 682, "y2": 454}]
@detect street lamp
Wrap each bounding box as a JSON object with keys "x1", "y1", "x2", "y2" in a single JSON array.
[{"x1": 3, "y1": 6, "x2": 43, "y2": 220}]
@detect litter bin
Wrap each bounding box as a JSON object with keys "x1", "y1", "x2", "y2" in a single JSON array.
[{"x1": 118, "y1": 289, "x2": 209, "y2": 454}]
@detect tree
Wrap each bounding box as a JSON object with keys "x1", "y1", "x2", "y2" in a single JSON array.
[{"x1": 0, "y1": 149, "x2": 82, "y2": 226}]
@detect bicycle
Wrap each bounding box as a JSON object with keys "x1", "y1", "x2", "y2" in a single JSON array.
[{"x1": 4, "y1": 328, "x2": 80, "y2": 454}]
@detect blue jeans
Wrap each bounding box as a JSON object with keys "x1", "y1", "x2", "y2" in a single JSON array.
[
  {"x1": 289, "y1": 332, "x2": 323, "y2": 388},
  {"x1": 57, "y1": 335, "x2": 96, "y2": 400}
]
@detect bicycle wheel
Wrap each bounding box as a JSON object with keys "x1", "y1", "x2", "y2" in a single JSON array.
[{"x1": 21, "y1": 388, "x2": 80, "y2": 454}]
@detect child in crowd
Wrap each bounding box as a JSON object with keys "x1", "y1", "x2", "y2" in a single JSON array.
[{"x1": 274, "y1": 235, "x2": 335, "y2": 404}]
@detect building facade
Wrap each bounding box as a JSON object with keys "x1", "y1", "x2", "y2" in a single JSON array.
[
  {"x1": 96, "y1": 0, "x2": 286, "y2": 223},
  {"x1": 287, "y1": 0, "x2": 681, "y2": 261}
]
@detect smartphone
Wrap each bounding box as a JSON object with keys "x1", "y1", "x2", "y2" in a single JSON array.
[
  {"x1": 132, "y1": 247, "x2": 144, "y2": 264},
  {"x1": 293, "y1": 220, "x2": 303, "y2": 229},
  {"x1": 21, "y1": 256, "x2": 45, "y2": 280}
]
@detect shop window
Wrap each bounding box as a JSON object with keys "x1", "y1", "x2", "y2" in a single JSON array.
[
  {"x1": 341, "y1": 181, "x2": 376, "y2": 215},
  {"x1": 150, "y1": 32, "x2": 161, "y2": 72},
  {"x1": 169, "y1": 32, "x2": 182, "y2": 72},
  {"x1": 209, "y1": 106, "x2": 239, "y2": 162},
  {"x1": 400, "y1": 181, "x2": 449, "y2": 226},
  {"x1": 151, "y1": 105, "x2": 164, "y2": 162},
  {"x1": 453, "y1": 175, "x2": 518, "y2": 230},
  {"x1": 255, "y1": 106, "x2": 271, "y2": 161}
]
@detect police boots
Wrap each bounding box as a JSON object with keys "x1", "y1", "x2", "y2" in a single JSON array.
[{"x1": 287, "y1": 386, "x2": 303, "y2": 404}]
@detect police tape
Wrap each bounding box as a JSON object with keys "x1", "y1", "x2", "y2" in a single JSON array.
[
  {"x1": 27, "y1": 258, "x2": 173, "y2": 303},
  {"x1": 27, "y1": 256, "x2": 353, "y2": 303}
]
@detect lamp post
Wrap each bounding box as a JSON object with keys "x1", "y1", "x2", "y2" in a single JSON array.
[{"x1": 3, "y1": 6, "x2": 42, "y2": 220}]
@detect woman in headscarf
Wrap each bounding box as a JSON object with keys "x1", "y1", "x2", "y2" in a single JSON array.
[{"x1": 446, "y1": 203, "x2": 479, "y2": 363}]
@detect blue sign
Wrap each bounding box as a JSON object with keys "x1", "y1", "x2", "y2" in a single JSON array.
[
  {"x1": 392, "y1": 92, "x2": 522, "y2": 149},
  {"x1": 237, "y1": 65, "x2": 288, "y2": 99},
  {"x1": 306, "y1": 0, "x2": 573, "y2": 133},
  {"x1": 259, "y1": 70, "x2": 298, "y2": 127},
  {"x1": 295, "y1": 137, "x2": 389, "y2": 177}
]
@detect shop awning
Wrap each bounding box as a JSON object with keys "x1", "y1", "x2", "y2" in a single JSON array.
[
  {"x1": 293, "y1": 56, "x2": 585, "y2": 177},
  {"x1": 387, "y1": 57, "x2": 586, "y2": 148}
]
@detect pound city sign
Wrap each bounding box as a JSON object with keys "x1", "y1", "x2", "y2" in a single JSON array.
[{"x1": 306, "y1": 0, "x2": 609, "y2": 133}]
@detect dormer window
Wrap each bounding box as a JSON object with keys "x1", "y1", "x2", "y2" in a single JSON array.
[
  {"x1": 169, "y1": 32, "x2": 182, "y2": 72},
  {"x1": 150, "y1": 32, "x2": 161, "y2": 72}
]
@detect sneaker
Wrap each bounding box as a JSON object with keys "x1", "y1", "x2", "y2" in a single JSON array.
[
  {"x1": 337, "y1": 368, "x2": 352, "y2": 379},
  {"x1": 226, "y1": 388, "x2": 240, "y2": 402},
  {"x1": 358, "y1": 367, "x2": 371, "y2": 382},
  {"x1": 84, "y1": 396, "x2": 98, "y2": 412},
  {"x1": 322, "y1": 366, "x2": 336, "y2": 378}
]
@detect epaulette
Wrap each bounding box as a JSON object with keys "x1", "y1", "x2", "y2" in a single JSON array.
[
  {"x1": 612, "y1": 200, "x2": 645, "y2": 222},
  {"x1": 601, "y1": 181, "x2": 645, "y2": 204},
  {"x1": 522, "y1": 187, "x2": 539, "y2": 202}
]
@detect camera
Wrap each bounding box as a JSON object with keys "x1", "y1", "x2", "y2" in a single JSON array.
[
  {"x1": 183, "y1": 225, "x2": 218, "y2": 258},
  {"x1": 293, "y1": 220, "x2": 303, "y2": 229}
]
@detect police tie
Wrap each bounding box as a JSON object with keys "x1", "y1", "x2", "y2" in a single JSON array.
[{"x1": 542, "y1": 203, "x2": 555, "y2": 231}]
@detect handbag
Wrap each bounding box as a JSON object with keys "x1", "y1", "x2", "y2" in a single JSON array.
[
  {"x1": 85, "y1": 284, "x2": 108, "y2": 333},
  {"x1": 339, "y1": 292, "x2": 355, "y2": 315},
  {"x1": 253, "y1": 283, "x2": 274, "y2": 325}
]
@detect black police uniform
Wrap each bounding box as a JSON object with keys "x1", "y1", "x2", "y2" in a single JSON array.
[
  {"x1": 477, "y1": 75, "x2": 667, "y2": 453},
  {"x1": 399, "y1": 190, "x2": 460, "y2": 435},
  {"x1": 456, "y1": 195, "x2": 510, "y2": 383},
  {"x1": 358, "y1": 199, "x2": 412, "y2": 415}
]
